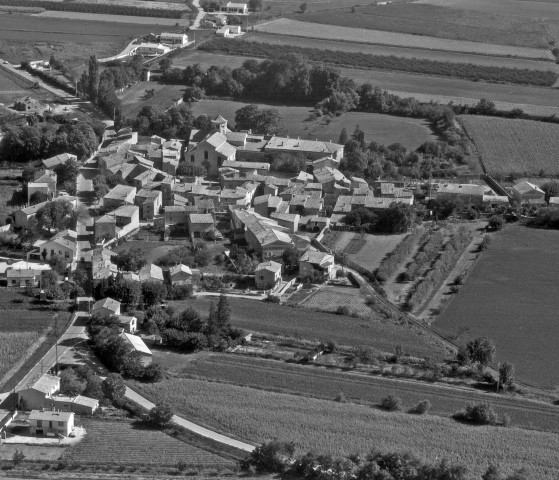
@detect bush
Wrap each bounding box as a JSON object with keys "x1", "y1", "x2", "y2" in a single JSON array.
[
  {"x1": 410, "y1": 400, "x2": 431, "y2": 415},
  {"x1": 380, "y1": 395, "x2": 402, "y2": 411},
  {"x1": 241, "y1": 440, "x2": 296, "y2": 473},
  {"x1": 334, "y1": 392, "x2": 346, "y2": 403},
  {"x1": 147, "y1": 403, "x2": 173, "y2": 427},
  {"x1": 336, "y1": 305, "x2": 350, "y2": 315},
  {"x1": 455, "y1": 402, "x2": 498, "y2": 425}
]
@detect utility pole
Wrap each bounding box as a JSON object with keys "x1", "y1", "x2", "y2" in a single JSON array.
[{"x1": 496, "y1": 362, "x2": 500, "y2": 393}]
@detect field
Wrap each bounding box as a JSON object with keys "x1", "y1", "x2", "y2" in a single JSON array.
[
  {"x1": 178, "y1": 50, "x2": 559, "y2": 117},
  {"x1": 459, "y1": 115, "x2": 559, "y2": 176},
  {"x1": 0, "y1": 66, "x2": 54, "y2": 105},
  {"x1": 0, "y1": 15, "x2": 174, "y2": 65},
  {"x1": 296, "y1": 3, "x2": 549, "y2": 48},
  {"x1": 132, "y1": 377, "x2": 559, "y2": 479},
  {"x1": 34, "y1": 10, "x2": 189, "y2": 25},
  {"x1": 0, "y1": 331, "x2": 40, "y2": 380},
  {"x1": 65, "y1": 418, "x2": 233, "y2": 467},
  {"x1": 169, "y1": 296, "x2": 450, "y2": 360},
  {"x1": 322, "y1": 231, "x2": 408, "y2": 272},
  {"x1": 254, "y1": 19, "x2": 553, "y2": 60},
  {"x1": 244, "y1": 32, "x2": 559, "y2": 72},
  {"x1": 434, "y1": 225, "x2": 559, "y2": 391},
  {"x1": 119, "y1": 82, "x2": 185, "y2": 118},
  {"x1": 300, "y1": 285, "x2": 371, "y2": 316},
  {"x1": 181, "y1": 96, "x2": 435, "y2": 150},
  {"x1": 156, "y1": 351, "x2": 559, "y2": 433}
]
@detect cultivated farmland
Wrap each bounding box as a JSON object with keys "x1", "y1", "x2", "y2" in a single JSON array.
[
  {"x1": 434, "y1": 225, "x2": 559, "y2": 390},
  {"x1": 297, "y1": 3, "x2": 549, "y2": 48},
  {"x1": 322, "y1": 231, "x2": 408, "y2": 272},
  {"x1": 168, "y1": 296, "x2": 449, "y2": 360},
  {"x1": 0, "y1": 66, "x2": 54, "y2": 104},
  {"x1": 0, "y1": 331, "x2": 40, "y2": 380},
  {"x1": 65, "y1": 418, "x2": 233, "y2": 466},
  {"x1": 133, "y1": 377, "x2": 559, "y2": 479},
  {"x1": 459, "y1": 115, "x2": 559, "y2": 176},
  {"x1": 254, "y1": 19, "x2": 553, "y2": 60},
  {"x1": 158, "y1": 352, "x2": 559, "y2": 433},
  {"x1": 300, "y1": 286, "x2": 371, "y2": 316}
]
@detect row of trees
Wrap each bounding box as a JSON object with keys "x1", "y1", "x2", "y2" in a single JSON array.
[
  {"x1": 343, "y1": 203, "x2": 416, "y2": 234},
  {"x1": 243, "y1": 441, "x2": 528, "y2": 479}
]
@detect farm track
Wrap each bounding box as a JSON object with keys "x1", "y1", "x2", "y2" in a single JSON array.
[{"x1": 182, "y1": 355, "x2": 559, "y2": 433}]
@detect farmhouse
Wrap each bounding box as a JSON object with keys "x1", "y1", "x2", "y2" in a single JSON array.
[
  {"x1": 139, "y1": 263, "x2": 165, "y2": 283},
  {"x1": 299, "y1": 249, "x2": 335, "y2": 281},
  {"x1": 160, "y1": 32, "x2": 188, "y2": 45},
  {"x1": 46, "y1": 394, "x2": 99, "y2": 415},
  {"x1": 38, "y1": 231, "x2": 78, "y2": 263},
  {"x1": 436, "y1": 183, "x2": 485, "y2": 205},
  {"x1": 255, "y1": 261, "x2": 282, "y2": 289},
  {"x1": 17, "y1": 374, "x2": 60, "y2": 410},
  {"x1": 220, "y1": 2, "x2": 248, "y2": 14},
  {"x1": 14, "y1": 96, "x2": 41, "y2": 114},
  {"x1": 169, "y1": 264, "x2": 199, "y2": 285},
  {"x1": 28, "y1": 410, "x2": 74, "y2": 437},
  {"x1": 120, "y1": 332, "x2": 152, "y2": 365},
  {"x1": 512, "y1": 181, "x2": 545, "y2": 205},
  {"x1": 187, "y1": 213, "x2": 215, "y2": 237},
  {"x1": 92, "y1": 297, "x2": 121, "y2": 318}
]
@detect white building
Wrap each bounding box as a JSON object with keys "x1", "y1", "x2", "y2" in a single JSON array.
[{"x1": 160, "y1": 33, "x2": 188, "y2": 45}]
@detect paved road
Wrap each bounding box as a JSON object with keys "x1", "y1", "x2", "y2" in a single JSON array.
[
  {"x1": 124, "y1": 387, "x2": 255, "y2": 452},
  {"x1": 15, "y1": 313, "x2": 89, "y2": 391}
]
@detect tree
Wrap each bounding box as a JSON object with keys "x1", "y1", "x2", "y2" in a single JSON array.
[
  {"x1": 282, "y1": 247, "x2": 299, "y2": 273},
  {"x1": 88, "y1": 55, "x2": 99, "y2": 103},
  {"x1": 482, "y1": 465, "x2": 502, "y2": 480},
  {"x1": 12, "y1": 449, "x2": 25, "y2": 466},
  {"x1": 376, "y1": 203, "x2": 416, "y2": 234},
  {"x1": 380, "y1": 395, "x2": 402, "y2": 411},
  {"x1": 102, "y1": 373, "x2": 126, "y2": 401},
  {"x1": 234, "y1": 105, "x2": 286, "y2": 135},
  {"x1": 541, "y1": 180, "x2": 559, "y2": 202},
  {"x1": 338, "y1": 127, "x2": 348, "y2": 145},
  {"x1": 148, "y1": 403, "x2": 173, "y2": 427},
  {"x1": 248, "y1": 0, "x2": 262, "y2": 10},
  {"x1": 115, "y1": 247, "x2": 147, "y2": 272},
  {"x1": 22, "y1": 166, "x2": 36, "y2": 183},
  {"x1": 59, "y1": 368, "x2": 86, "y2": 396},
  {"x1": 467, "y1": 337, "x2": 496, "y2": 365},
  {"x1": 142, "y1": 281, "x2": 168, "y2": 308},
  {"x1": 460, "y1": 402, "x2": 498, "y2": 425},
  {"x1": 499, "y1": 362, "x2": 515, "y2": 391},
  {"x1": 206, "y1": 301, "x2": 218, "y2": 336},
  {"x1": 54, "y1": 158, "x2": 80, "y2": 188},
  {"x1": 300, "y1": 2, "x2": 308, "y2": 13},
  {"x1": 159, "y1": 57, "x2": 172, "y2": 72},
  {"x1": 29, "y1": 191, "x2": 48, "y2": 205},
  {"x1": 48, "y1": 254, "x2": 68, "y2": 276},
  {"x1": 216, "y1": 294, "x2": 231, "y2": 329},
  {"x1": 488, "y1": 215, "x2": 504, "y2": 231},
  {"x1": 242, "y1": 440, "x2": 296, "y2": 473}
]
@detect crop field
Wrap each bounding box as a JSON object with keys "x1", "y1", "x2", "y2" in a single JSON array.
[
  {"x1": 322, "y1": 231, "x2": 408, "y2": 271},
  {"x1": 244, "y1": 33, "x2": 559, "y2": 73},
  {"x1": 65, "y1": 418, "x2": 233, "y2": 466},
  {"x1": 254, "y1": 19, "x2": 554, "y2": 60},
  {"x1": 0, "y1": 331, "x2": 40, "y2": 380},
  {"x1": 300, "y1": 286, "x2": 371, "y2": 316},
  {"x1": 434, "y1": 225, "x2": 559, "y2": 391},
  {"x1": 169, "y1": 297, "x2": 449, "y2": 360},
  {"x1": 0, "y1": 180, "x2": 23, "y2": 225},
  {"x1": 132, "y1": 377, "x2": 559, "y2": 479},
  {"x1": 34, "y1": 10, "x2": 189, "y2": 25},
  {"x1": 156, "y1": 352, "x2": 559, "y2": 432},
  {"x1": 0, "y1": 66, "x2": 54, "y2": 104},
  {"x1": 459, "y1": 115, "x2": 559, "y2": 176},
  {"x1": 297, "y1": 3, "x2": 549, "y2": 48},
  {"x1": 178, "y1": 51, "x2": 559, "y2": 117}
]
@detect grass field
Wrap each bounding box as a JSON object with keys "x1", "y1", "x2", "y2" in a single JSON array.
[
  {"x1": 183, "y1": 96, "x2": 435, "y2": 150},
  {"x1": 0, "y1": 66, "x2": 54, "y2": 104},
  {"x1": 156, "y1": 351, "x2": 559, "y2": 432},
  {"x1": 169, "y1": 296, "x2": 449, "y2": 360},
  {"x1": 0, "y1": 331, "x2": 40, "y2": 380},
  {"x1": 434, "y1": 225, "x2": 559, "y2": 391},
  {"x1": 244, "y1": 33, "x2": 559, "y2": 73},
  {"x1": 296, "y1": 3, "x2": 549, "y2": 48},
  {"x1": 119, "y1": 82, "x2": 185, "y2": 118},
  {"x1": 300, "y1": 285, "x2": 371, "y2": 316},
  {"x1": 459, "y1": 115, "x2": 559, "y2": 176},
  {"x1": 255, "y1": 19, "x2": 553, "y2": 60},
  {"x1": 65, "y1": 418, "x2": 233, "y2": 467},
  {"x1": 132, "y1": 377, "x2": 559, "y2": 479},
  {"x1": 322, "y1": 231, "x2": 408, "y2": 272}
]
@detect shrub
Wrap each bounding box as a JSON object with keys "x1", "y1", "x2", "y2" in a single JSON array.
[
  {"x1": 241, "y1": 440, "x2": 296, "y2": 473},
  {"x1": 455, "y1": 402, "x2": 498, "y2": 425},
  {"x1": 410, "y1": 400, "x2": 431, "y2": 415},
  {"x1": 325, "y1": 340, "x2": 337, "y2": 353},
  {"x1": 501, "y1": 413, "x2": 512, "y2": 427},
  {"x1": 334, "y1": 392, "x2": 346, "y2": 403},
  {"x1": 12, "y1": 450, "x2": 25, "y2": 466},
  {"x1": 336, "y1": 305, "x2": 350, "y2": 315},
  {"x1": 380, "y1": 395, "x2": 402, "y2": 411}
]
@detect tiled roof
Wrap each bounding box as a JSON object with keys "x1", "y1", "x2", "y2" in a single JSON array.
[
  {"x1": 120, "y1": 332, "x2": 152, "y2": 355},
  {"x1": 29, "y1": 410, "x2": 73, "y2": 422},
  {"x1": 188, "y1": 213, "x2": 214, "y2": 224},
  {"x1": 92, "y1": 297, "x2": 121, "y2": 313},
  {"x1": 104, "y1": 185, "x2": 136, "y2": 201},
  {"x1": 256, "y1": 261, "x2": 282, "y2": 273}
]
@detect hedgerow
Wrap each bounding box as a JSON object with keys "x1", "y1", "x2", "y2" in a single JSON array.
[{"x1": 375, "y1": 227, "x2": 424, "y2": 282}]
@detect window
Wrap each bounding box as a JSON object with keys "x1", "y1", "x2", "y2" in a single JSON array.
[
  {"x1": 36, "y1": 420, "x2": 42, "y2": 427},
  {"x1": 11, "y1": 280, "x2": 16, "y2": 285},
  {"x1": 190, "y1": 155, "x2": 195, "y2": 163},
  {"x1": 204, "y1": 151, "x2": 209, "y2": 160},
  {"x1": 58, "y1": 421, "x2": 64, "y2": 426}
]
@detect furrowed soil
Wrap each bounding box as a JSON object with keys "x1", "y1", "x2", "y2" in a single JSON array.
[{"x1": 433, "y1": 225, "x2": 559, "y2": 391}]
